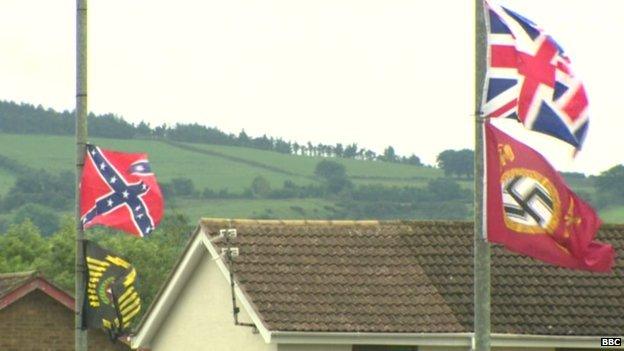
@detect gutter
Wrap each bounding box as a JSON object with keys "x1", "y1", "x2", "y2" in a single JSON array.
[
  {"x1": 270, "y1": 331, "x2": 473, "y2": 347},
  {"x1": 269, "y1": 331, "x2": 617, "y2": 349}
]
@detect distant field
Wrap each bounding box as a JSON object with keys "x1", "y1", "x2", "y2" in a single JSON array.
[
  {"x1": 1, "y1": 132, "x2": 616, "y2": 223},
  {"x1": 0, "y1": 134, "x2": 314, "y2": 193},
  {"x1": 599, "y1": 206, "x2": 624, "y2": 224},
  {"x1": 0, "y1": 168, "x2": 15, "y2": 196},
  {"x1": 179, "y1": 142, "x2": 441, "y2": 180},
  {"x1": 172, "y1": 198, "x2": 336, "y2": 222},
  {"x1": 564, "y1": 177, "x2": 596, "y2": 197},
  {"x1": 0, "y1": 133, "x2": 445, "y2": 193}
]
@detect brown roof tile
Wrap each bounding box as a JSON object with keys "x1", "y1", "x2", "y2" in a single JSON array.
[
  {"x1": 0, "y1": 271, "x2": 37, "y2": 299},
  {"x1": 200, "y1": 219, "x2": 624, "y2": 336}
]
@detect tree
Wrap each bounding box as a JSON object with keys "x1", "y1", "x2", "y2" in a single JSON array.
[
  {"x1": 314, "y1": 160, "x2": 352, "y2": 194},
  {"x1": 334, "y1": 143, "x2": 344, "y2": 158},
  {"x1": 0, "y1": 220, "x2": 49, "y2": 273},
  {"x1": 13, "y1": 203, "x2": 60, "y2": 236},
  {"x1": 136, "y1": 121, "x2": 152, "y2": 137},
  {"x1": 364, "y1": 150, "x2": 376, "y2": 161},
  {"x1": 251, "y1": 176, "x2": 272, "y2": 198},
  {"x1": 594, "y1": 165, "x2": 624, "y2": 208},
  {"x1": 238, "y1": 129, "x2": 250, "y2": 145},
  {"x1": 343, "y1": 143, "x2": 358, "y2": 159},
  {"x1": 2, "y1": 170, "x2": 74, "y2": 211},
  {"x1": 170, "y1": 178, "x2": 196, "y2": 197},
  {"x1": 38, "y1": 216, "x2": 75, "y2": 290},
  {"x1": 406, "y1": 154, "x2": 422, "y2": 166},
  {"x1": 380, "y1": 146, "x2": 397, "y2": 162},
  {"x1": 292, "y1": 142, "x2": 300, "y2": 155},
  {"x1": 426, "y1": 178, "x2": 469, "y2": 202},
  {"x1": 436, "y1": 149, "x2": 474, "y2": 178}
]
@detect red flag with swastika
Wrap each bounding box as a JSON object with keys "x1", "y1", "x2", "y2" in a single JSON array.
[{"x1": 486, "y1": 123, "x2": 614, "y2": 272}]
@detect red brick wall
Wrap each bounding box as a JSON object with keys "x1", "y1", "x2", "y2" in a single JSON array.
[{"x1": 0, "y1": 290, "x2": 130, "y2": 351}]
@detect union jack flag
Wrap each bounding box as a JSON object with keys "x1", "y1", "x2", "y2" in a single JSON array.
[
  {"x1": 80, "y1": 144, "x2": 164, "y2": 237},
  {"x1": 482, "y1": 1, "x2": 590, "y2": 150}
]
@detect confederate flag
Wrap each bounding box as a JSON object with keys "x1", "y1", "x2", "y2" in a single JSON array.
[
  {"x1": 486, "y1": 123, "x2": 614, "y2": 272},
  {"x1": 80, "y1": 144, "x2": 164, "y2": 237}
]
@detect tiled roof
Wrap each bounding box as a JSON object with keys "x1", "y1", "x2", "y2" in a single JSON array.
[
  {"x1": 200, "y1": 219, "x2": 624, "y2": 336},
  {"x1": 0, "y1": 271, "x2": 37, "y2": 299}
]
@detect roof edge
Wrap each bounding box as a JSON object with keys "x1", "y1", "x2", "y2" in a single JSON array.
[
  {"x1": 0, "y1": 270, "x2": 37, "y2": 279},
  {"x1": 0, "y1": 274, "x2": 74, "y2": 312},
  {"x1": 199, "y1": 218, "x2": 624, "y2": 227},
  {"x1": 199, "y1": 218, "x2": 477, "y2": 227},
  {"x1": 199, "y1": 228, "x2": 273, "y2": 343},
  {"x1": 131, "y1": 225, "x2": 204, "y2": 348},
  {"x1": 270, "y1": 331, "x2": 609, "y2": 348},
  {"x1": 132, "y1": 223, "x2": 275, "y2": 348},
  {"x1": 270, "y1": 331, "x2": 473, "y2": 346},
  {"x1": 491, "y1": 333, "x2": 612, "y2": 348}
]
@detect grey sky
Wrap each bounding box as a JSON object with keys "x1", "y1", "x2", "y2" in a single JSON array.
[{"x1": 1, "y1": 0, "x2": 622, "y2": 174}]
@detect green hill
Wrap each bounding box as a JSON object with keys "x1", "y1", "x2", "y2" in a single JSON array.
[
  {"x1": 0, "y1": 133, "x2": 450, "y2": 222},
  {"x1": 0, "y1": 133, "x2": 448, "y2": 195},
  {"x1": 168, "y1": 140, "x2": 449, "y2": 187},
  {"x1": 0, "y1": 134, "x2": 315, "y2": 194},
  {"x1": 0, "y1": 132, "x2": 618, "y2": 223}
]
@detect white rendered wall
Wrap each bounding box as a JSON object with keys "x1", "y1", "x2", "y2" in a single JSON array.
[{"x1": 150, "y1": 254, "x2": 275, "y2": 351}]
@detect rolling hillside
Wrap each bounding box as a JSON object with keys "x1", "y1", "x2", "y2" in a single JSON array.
[
  {"x1": 0, "y1": 132, "x2": 616, "y2": 223},
  {"x1": 0, "y1": 133, "x2": 452, "y2": 221},
  {"x1": 0, "y1": 133, "x2": 459, "y2": 195}
]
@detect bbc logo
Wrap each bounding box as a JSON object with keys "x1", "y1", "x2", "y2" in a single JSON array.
[{"x1": 601, "y1": 337, "x2": 622, "y2": 347}]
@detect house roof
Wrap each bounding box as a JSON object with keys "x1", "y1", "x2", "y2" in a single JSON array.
[
  {"x1": 0, "y1": 271, "x2": 37, "y2": 298},
  {"x1": 0, "y1": 271, "x2": 74, "y2": 311},
  {"x1": 198, "y1": 219, "x2": 623, "y2": 336}
]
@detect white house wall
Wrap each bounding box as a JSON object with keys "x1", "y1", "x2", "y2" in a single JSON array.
[{"x1": 149, "y1": 254, "x2": 275, "y2": 351}]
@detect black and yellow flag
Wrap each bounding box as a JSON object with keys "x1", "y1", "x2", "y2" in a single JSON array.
[{"x1": 84, "y1": 241, "x2": 141, "y2": 337}]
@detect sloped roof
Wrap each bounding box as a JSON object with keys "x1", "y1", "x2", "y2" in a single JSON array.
[
  {"x1": 0, "y1": 271, "x2": 74, "y2": 311},
  {"x1": 200, "y1": 219, "x2": 623, "y2": 336},
  {"x1": 0, "y1": 271, "x2": 37, "y2": 298}
]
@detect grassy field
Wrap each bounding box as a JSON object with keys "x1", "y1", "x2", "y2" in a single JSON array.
[
  {"x1": 1, "y1": 132, "x2": 618, "y2": 223},
  {"x1": 172, "y1": 198, "x2": 337, "y2": 222},
  {"x1": 178, "y1": 141, "x2": 441, "y2": 180},
  {"x1": 598, "y1": 206, "x2": 624, "y2": 224},
  {"x1": 0, "y1": 168, "x2": 15, "y2": 196},
  {"x1": 0, "y1": 134, "x2": 314, "y2": 194},
  {"x1": 0, "y1": 133, "x2": 444, "y2": 193}
]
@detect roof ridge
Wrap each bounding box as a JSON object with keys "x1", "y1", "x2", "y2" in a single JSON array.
[
  {"x1": 198, "y1": 218, "x2": 624, "y2": 228},
  {"x1": 200, "y1": 218, "x2": 380, "y2": 225},
  {"x1": 0, "y1": 270, "x2": 37, "y2": 279},
  {"x1": 199, "y1": 218, "x2": 475, "y2": 226}
]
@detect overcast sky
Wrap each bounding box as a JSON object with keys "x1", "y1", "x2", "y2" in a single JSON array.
[{"x1": 1, "y1": 0, "x2": 622, "y2": 174}]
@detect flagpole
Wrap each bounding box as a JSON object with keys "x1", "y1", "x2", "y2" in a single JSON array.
[
  {"x1": 75, "y1": 0, "x2": 88, "y2": 349},
  {"x1": 474, "y1": 0, "x2": 490, "y2": 350}
]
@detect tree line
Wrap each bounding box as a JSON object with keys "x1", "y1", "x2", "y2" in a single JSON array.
[{"x1": 0, "y1": 100, "x2": 422, "y2": 166}]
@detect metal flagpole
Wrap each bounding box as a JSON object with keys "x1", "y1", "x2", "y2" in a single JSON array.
[
  {"x1": 75, "y1": 0, "x2": 88, "y2": 349},
  {"x1": 473, "y1": 0, "x2": 490, "y2": 350}
]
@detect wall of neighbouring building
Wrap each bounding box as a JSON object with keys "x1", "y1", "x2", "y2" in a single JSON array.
[
  {"x1": 149, "y1": 254, "x2": 275, "y2": 351},
  {"x1": 0, "y1": 289, "x2": 129, "y2": 351}
]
